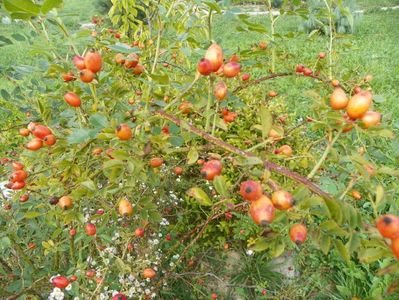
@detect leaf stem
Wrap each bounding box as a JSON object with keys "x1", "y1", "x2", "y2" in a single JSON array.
[
  {"x1": 205, "y1": 77, "x2": 214, "y2": 132},
  {"x1": 307, "y1": 129, "x2": 342, "y2": 179},
  {"x1": 323, "y1": 0, "x2": 334, "y2": 80}
]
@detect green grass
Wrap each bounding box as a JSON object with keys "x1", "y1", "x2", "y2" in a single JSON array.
[
  {"x1": 0, "y1": 0, "x2": 97, "y2": 91},
  {"x1": 358, "y1": 0, "x2": 399, "y2": 9},
  {"x1": 214, "y1": 8, "x2": 399, "y2": 114}
]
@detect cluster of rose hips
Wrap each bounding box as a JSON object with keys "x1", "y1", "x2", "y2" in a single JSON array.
[
  {"x1": 376, "y1": 214, "x2": 399, "y2": 259},
  {"x1": 4, "y1": 161, "x2": 28, "y2": 191},
  {"x1": 329, "y1": 83, "x2": 381, "y2": 132},
  {"x1": 114, "y1": 52, "x2": 145, "y2": 75},
  {"x1": 239, "y1": 180, "x2": 307, "y2": 245},
  {"x1": 61, "y1": 49, "x2": 103, "y2": 108},
  {"x1": 197, "y1": 43, "x2": 242, "y2": 123},
  {"x1": 19, "y1": 122, "x2": 56, "y2": 151},
  {"x1": 62, "y1": 49, "x2": 102, "y2": 83},
  {"x1": 198, "y1": 158, "x2": 306, "y2": 245}
]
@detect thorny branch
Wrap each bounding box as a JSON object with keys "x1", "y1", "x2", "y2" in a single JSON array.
[{"x1": 155, "y1": 110, "x2": 333, "y2": 201}]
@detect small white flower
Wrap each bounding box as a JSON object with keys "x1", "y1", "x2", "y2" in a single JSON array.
[
  {"x1": 65, "y1": 284, "x2": 72, "y2": 291},
  {"x1": 246, "y1": 249, "x2": 254, "y2": 256}
]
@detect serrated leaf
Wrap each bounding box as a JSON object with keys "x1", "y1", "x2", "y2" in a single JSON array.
[
  {"x1": 346, "y1": 233, "x2": 360, "y2": 253},
  {"x1": 0, "y1": 89, "x2": 10, "y2": 100},
  {"x1": 107, "y1": 43, "x2": 139, "y2": 54},
  {"x1": 80, "y1": 180, "x2": 96, "y2": 191},
  {"x1": 67, "y1": 129, "x2": 96, "y2": 144},
  {"x1": 320, "y1": 220, "x2": 348, "y2": 236},
  {"x1": 187, "y1": 187, "x2": 212, "y2": 206},
  {"x1": 150, "y1": 73, "x2": 169, "y2": 84},
  {"x1": 103, "y1": 159, "x2": 124, "y2": 169},
  {"x1": 378, "y1": 166, "x2": 399, "y2": 177},
  {"x1": 270, "y1": 241, "x2": 285, "y2": 258},
  {"x1": 359, "y1": 247, "x2": 388, "y2": 263},
  {"x1": 4, "y1": 0, "x2": 40, "y2": 16},
  {"x1": 323, "y1": 197, "x2": 343, "y2": 224},
  {"x1": 260, "y1": 105, "x2": 272, "y2": 139},
  {"x1": 111, "y1": 150, "x2": 129, "y2": 160},
  {"x1": 187, "y1": 148, "x2": 199, "y2": 165},
  {"x1": 170, "y1": 135, "x2": 184, "y2": 147},
  {"x1": 41, "y1": 0, "x2": 63, "y2": 14},
  {"x1": 249, "y1": 238, "x2": 269, "y2": 251},
  {"x1": 319, "y1": 232, "x2": 331, "y2": 255},
  {"x1": 334, "y1": 239, "x2": 350, "y2": 263},
  {"x1": 11, "y1": 33, "x2": 25, "y2": 41},
  {"x1": 235, "y1": 156, "x2": 263, "y2": 166},
  {"x1": 89, "y1": 113, "x2": 109, "y2": 129},
  {"x1": 115, "y1": 257, "x2": 131, "y2": 273},
  {"x1": 0, "y1": 237, "x2": 11, "y2": 250},
  {"x1": 213, "y1": 175, "x2": 228, "y2": 198},
  {"x1": 24, "y1": 211, "x2": 42, "y2": 219},
  {"x1": 376, "y1": 185, "x2": 384, "y2": 207},
  {"x1": 0, "y1": 36, "x2": 13, "y2": 47}
]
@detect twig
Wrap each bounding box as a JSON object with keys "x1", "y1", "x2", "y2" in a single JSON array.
[
  {"x1": 233, "y1": 72, "x2": 327, "y2": 93},
  {"x1": 172, "y1": 272, "x2": 258, "y2": 289},
  {"x1": 5, "y1": 276, "x2": 46, "y2": 300},
  {"x1": 307, "y1": 129, "x2": 342, "y2": 179}
]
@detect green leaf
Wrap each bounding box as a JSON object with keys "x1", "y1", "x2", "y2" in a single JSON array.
[
  {"x1": 334, "y1": 239, "x2": 350, "y2": 263},
  {"x1": 115, "y1": 257, "x2": 131, "y2": 274},
  {"x1": 378, "y1": 166, "x2": 399, "y2": 177},
  {"x1": 103, "y1": 159, "x2": 124, "y2": 169},
  {"x1": 11, "y1": 33, "x2": 26, "y2": 41},
  {"x1": 359, "y1": 247, "x2": 388, "y2": 263},
  {"x1": 213, "y1": 175, "x2": 229, "y2": 198},
  {"x1": 67, "y1": 129, "x2": 96, "y2": 144},
  {"x1": 170, "y1": 136, "x2": 184, "y2": 147},
  {"x1": 80, "y1": 180, "x2": 96, "y2": 191},
  {"x1": 249, "y1": 237, "x2": 269, "y2": 251},
  {"x1": 0, "y1": 36, "x2": 13, "y2": 47},
  {"x1": 320, "y1": 220, "x2": 348, "y2": 236},
  {"x1": 375, "y1": 184, "x2": 384, "y2": 208},
  {"x1": 260, "y1": 105, "x2": 272, "y2": 139},
  {"x1": 0, "y1": 237, "x2": 11, "y2": 250},
  {"x1": 187, "y1": 148, "x2": 199, "y2": 165},
  {"x1": 107, "y1": 43, "x2": 139, "y2": 54},
  {"x1": 4, "y1": 0, "x2": 41, "y2": 16},
  {"x1": 111, "y1": 150, "x2": 129, "y2": 160},
  {"x1": 1, "y1": 89, "x2": 10, "y2": 100},
  {"x1": 270, "y1": 241, "x2": 285, "y2": 258},
  {"x1": 346, "y1": 233, "x2": 360, "y2": 253},
  {"x1": 187, "y1": 187, "x2": 212, "y2": 206},
  {"x1": 323, "y1": 197, "x2": 343, "y2": 224},
  {"x1": 203, "y1": 1, "x2": 222, "y2": 14},
  {"x1": 150, "y1": 73, "x2": 169, "y2": 84},
  {"x1": 235, "y1": 156, "x2": 263, "y2": 166},
  {"x1": 24, "y1": 211, "x2": 42, "y2": 219},
  {"x1": 41, "y1": 0, "x2": 63, "y2": 14},
  {"x1": 319, "y1": 232, "x2": 331, "y2": 255},
  {"x1": 89, "y1": 113, "x2": 109, "y2": 129}
]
